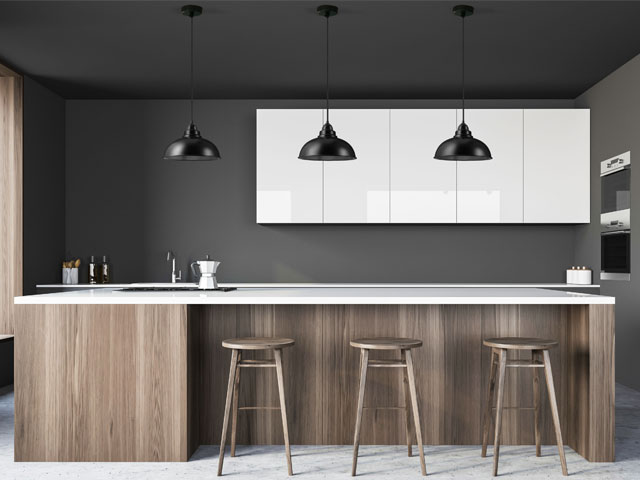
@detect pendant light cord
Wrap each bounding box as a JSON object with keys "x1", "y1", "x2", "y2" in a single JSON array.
[
  {"x1": 190, "y1": 13, "x2": 195, "y2": 124},
  {"x1": 461, "y1": 13, "x2": 465, "y2": 124},
  {"x1": 325, "y1": 13, "x2": 330, "y2": 124}
]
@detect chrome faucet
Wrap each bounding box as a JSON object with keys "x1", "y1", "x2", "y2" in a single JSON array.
[{"x1": 166, "y1": 251, "x2": 182, "y2": 283}]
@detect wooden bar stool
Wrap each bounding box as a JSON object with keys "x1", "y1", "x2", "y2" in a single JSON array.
[
  {"x1": 481, "y1": 337, "x2": 568, "y2": 476},
  {"x1": 350, "y1": 337, "x2": 426, "y2": 476},
  {"x1": 217, "y1": 337, "x2": 295, "y2": 476}
]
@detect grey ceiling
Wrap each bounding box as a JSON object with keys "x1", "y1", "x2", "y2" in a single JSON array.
[{"x1": 1, "y1": 1, "x2": 640, "y2": 99}]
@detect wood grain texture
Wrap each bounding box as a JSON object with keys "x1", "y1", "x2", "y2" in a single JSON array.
[
  {"x1": 14, "y1": 304, "x2": 188, "y2": 461},
  {"x1": 15, "y1": 303, "x2": 614, "y2": 462},
  {"x1": 189, "y1": 303, "x2": 613, "y2": 462},
  {"x1": 188, "y1": 305, "x2": 324, "y2": 447},
  {"x1": 0, "y1": 74, "x2": 22, "y2": 335},
  {"x1": 0, "y1": 62, "x2": 20, "y2": 77},
  {"x1": 587, "y1": 304, "x2": 615, "y2": 462}
]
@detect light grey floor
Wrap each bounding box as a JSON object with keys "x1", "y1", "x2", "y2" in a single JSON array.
[{"x1": 1, "y1": 384, "x2": 639, "y2": 479}]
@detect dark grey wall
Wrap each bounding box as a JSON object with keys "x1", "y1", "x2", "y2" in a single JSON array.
[
  {"x1": 23, "y1": 77, "x2": 66, "y2": 294},
  {"x1": 65, "y1": 98, "x2": 578, "y2": 285},
  {"x1": 575, "y1": 53, "x2": 640, "y2": 391}
]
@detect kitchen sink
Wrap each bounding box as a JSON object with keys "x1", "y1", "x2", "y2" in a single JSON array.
[{"x1": 120, "y1": 286, "x2": 236, "y2": 292}]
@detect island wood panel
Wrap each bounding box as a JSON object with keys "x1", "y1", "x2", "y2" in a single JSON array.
[
  {"x1": 481, "y1": 305, "x2": 568, "y2": 446},
  {"x1": 14, "y1": 304, "x2": 188, "y2": 461},
  {"x1": 587, "y1": 304, "x2": 615, "y2": 461},
  {"x1": 15, "y1": 303, "x2": 614, "y2": 462},
  {"x1": 188, "y1": 305, "x2": 324, "y2": 447},
  {"x1": 190, "y1": 304, "x2": 590, "y2": 448},
  {"x1": 0, "y1": 73, "x2": 22, "y2": 335},
  {"x1": 565, "y1": 304, "x2": 589, "y2": 459},
  {"x1": 322, "y1": 304, "x2": 430, "y2": 445}
]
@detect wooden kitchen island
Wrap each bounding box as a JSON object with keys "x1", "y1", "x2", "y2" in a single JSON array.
[{"x1": 13, "y1": 287, "x2": 615, "y2": 463}]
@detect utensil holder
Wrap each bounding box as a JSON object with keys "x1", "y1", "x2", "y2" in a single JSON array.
[{"x1": 62, "y1": 267, "x2": 79, "y2": 285}]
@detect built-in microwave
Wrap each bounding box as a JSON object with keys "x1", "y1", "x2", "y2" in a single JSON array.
[{"x1": 601, "y1": 230, "x2": 631, "y2": 281}]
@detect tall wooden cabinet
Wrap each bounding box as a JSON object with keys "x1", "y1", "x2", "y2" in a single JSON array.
[{"x1": 0, "y1": 65, "x2": 22, "y2": 335}]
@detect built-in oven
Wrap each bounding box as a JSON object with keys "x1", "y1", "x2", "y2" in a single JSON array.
[
  {"x1": 600, "y1": 151, "x2": 631, "y2": 281},
  {"x1": 601, "y1": 152, "x2": 631, "y2": 231},
  {"x1": 601, "y1": 230, "x2": 631, "y2": 280}
]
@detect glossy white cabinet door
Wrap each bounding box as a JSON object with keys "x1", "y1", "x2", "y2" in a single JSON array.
[
  {"x1": 456, "y1": 109, "x2": 524, "y2": 223},
  {"x1": 256, "y1": 109, "x2": 323, "y2": 223},
  {"x1": 523, "y1": 109, "x2": 590, "y2": 223},
  {"x1": 390, "y1": 110, "x2": 457, "y2": 223},
  {"x1": 323, "y1": 109, "x2": 390, "y2": 223}
]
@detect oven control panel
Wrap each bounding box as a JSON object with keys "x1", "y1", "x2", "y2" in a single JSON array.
[{"x1": 601, "y1": 151, "x2": 631, "y2": 176}]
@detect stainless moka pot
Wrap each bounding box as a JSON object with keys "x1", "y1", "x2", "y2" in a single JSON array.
[{"x1": 191, "y1": 255, "x2": 221, "y2": 289}]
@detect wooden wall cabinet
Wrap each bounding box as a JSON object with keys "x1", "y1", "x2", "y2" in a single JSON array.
[{"x1": 0, "y1": 66, "x2": 22, "y2": 334}]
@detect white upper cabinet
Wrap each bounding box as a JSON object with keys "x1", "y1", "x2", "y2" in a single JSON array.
[
  {"x1": 323, "y1": 109, "x2": 390, "y2": 223},
  {"x1": 390, "y1": 110, "x2": 457, "y2": 223},
  {"x1": 456, "y1": 109, "x2": 524, "y2": 223},
  {"x1": 523, "y1": 109, "x2": 590, "y2": 223},
  {"x1": 256, "y1": 109, "x2": 323, "y2": 223},
  {"x1": 255, "y1": 108, "x2": 590, "y2": 224}
]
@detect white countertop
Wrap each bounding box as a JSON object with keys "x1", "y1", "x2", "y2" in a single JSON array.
[
  {"x1": 36, "y1": 282, "x2": 600, "y2": 289},
  {"x1": 16, "y1": 287, "x2": 614, "y2": 305}
]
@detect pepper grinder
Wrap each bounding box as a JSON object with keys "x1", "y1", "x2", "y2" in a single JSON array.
[{"x1": 99, "y1": 255, "x2": 111, "y2": 284}]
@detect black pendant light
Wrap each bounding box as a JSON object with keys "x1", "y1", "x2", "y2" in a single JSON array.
[
  {"x1": 299, "y1": 5, "x2": 356, "y2": 161},
  {"x1": 163, "y1": 5, "x2": 221, "y2": 161},
  {"x1": 434, "y1": 5, "x2": 492, "y2": 161}
]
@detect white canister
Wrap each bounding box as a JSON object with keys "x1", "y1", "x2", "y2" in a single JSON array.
[
  {"x1": 62, "y1": 267, "x2": 79, "y2": 285},
  {"x1": 574, "y1": 268, "x2": 592, "y2": 285},
  {"x1": 566, "y1": 268, "x2": 576, "y2": 284}
]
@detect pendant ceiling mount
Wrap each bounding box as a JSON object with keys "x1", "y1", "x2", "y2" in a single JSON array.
[
  {"x1": 299, "y1": 4, "x2": 356, "y2": 161},
  {"x1": 163, "y1": 4, "x2": 221, "y2": 161},
  {"x1": 434, "y1": 4, "x2": 492, "y2": 161}
]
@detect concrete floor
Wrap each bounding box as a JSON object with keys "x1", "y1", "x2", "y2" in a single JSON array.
[{"x1": 1, "y1": 384, "x2": 639, "y2": 479}]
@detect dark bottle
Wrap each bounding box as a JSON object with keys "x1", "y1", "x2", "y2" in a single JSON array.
[
  {"x1": 99, "y1": 255, "x2": 111, "y2": 284},
  {"x1": 88, "y1": 256, "x2": 99, "y2": 284}
]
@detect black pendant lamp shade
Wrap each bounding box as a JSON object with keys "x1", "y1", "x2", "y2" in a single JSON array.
[
  {"x1": 163, "y1": 5, "x2": 221, "y2": 161},
  {"x1": 299, "y1": 5, "x2": 356, "y2": 161},
  {"x1": 434, "y1": 5, "x2": 492, "y2": 161}
]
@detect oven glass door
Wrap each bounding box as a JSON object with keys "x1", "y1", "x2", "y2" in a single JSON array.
[
  {"x1": 601, "y1": 168, "x2": 631, "y2": 214},
  {"x1": 601, "y1": 231, "x2": 631, "y2": 273}
]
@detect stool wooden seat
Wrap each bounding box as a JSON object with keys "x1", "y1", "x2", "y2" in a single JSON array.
[
  {"x1": 350, "y1": 337, "x2": 423, "y2": 350},
  {"x1": 218, "y1": 337, "x2": 295, "y2": 476},
  {"x1": 350, "y1": 337, "x2": 426, "y2": 476},
  {"x1": 483, "y1": 337, "x2": 558, "y2": 350},
  {"x1": 222, "y1": 337, "x2": 295, "y2": 350},
  {"x1": 481, "y1": 337, "x2": 567, "y2": 476}
]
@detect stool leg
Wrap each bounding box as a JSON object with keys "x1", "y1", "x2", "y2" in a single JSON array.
[
  {"x1": 231, "y1": 351, "x2": 242, "y2": 457},
  {"x1": 542, "y1": 350, "x2": 568, "y2": 476},
  {"x1": 492, "y1": 348, "x2": 507, "y2": 477},
  {"x1": 401, "y1": 350, "x2": 413, "y2": 457},
  {"x1": 482, "y1": 348, "x2": 499, "y2": 457},
  {"x1": 218, "y1": 349, "x2": 239, "y2": 476},
  {"x1": 351, "y1": 348, "x2": 369, "y2": 476},
  {"x1": 532, "y1": 350, "x2": 542, "y2": 458},
  {"x1": 274, "y1": 348, "x2": 293, "y2": 476},
  {"x1": 405, "y1": 349, "x2": 427, "y2": 476}
]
